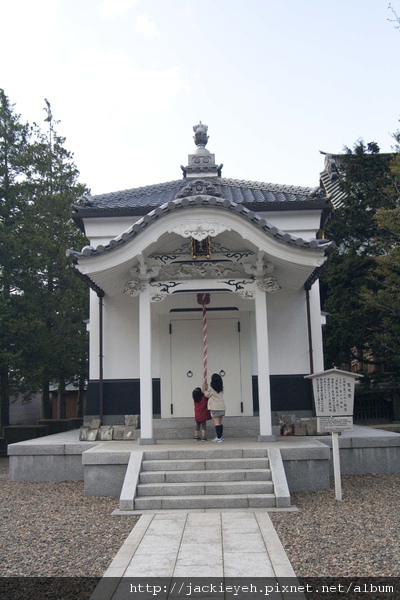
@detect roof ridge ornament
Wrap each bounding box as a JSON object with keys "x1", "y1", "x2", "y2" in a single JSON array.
[
  {"x1": 176, "y1": 178, "x2": 221, "y2": 199},
  {"x1": 181, "y1": 122, "x2": 223, "y2": 179},
  {"x1": 193, "y1": 122, "x2": 209, "y2": 148}
]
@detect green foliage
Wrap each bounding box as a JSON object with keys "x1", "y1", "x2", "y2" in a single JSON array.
[
  {"x1": 359, "y1": 207, "x2": 400, "y2": 376},
  {"x1": 0, "y1": 90, "x2": 89, "y2": 426},
  {"x1": 321, "y1": 140, "x2": 399, "y2": 378},
  {"x1": 0, "y1": 89, "x2": 32, "y2": 427},
  {"x1": 326, "y1": 141, "x2": 395, "y2": 255}
]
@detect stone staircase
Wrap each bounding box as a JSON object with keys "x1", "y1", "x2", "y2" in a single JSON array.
[{"x1": 130, "y1": 447, "x2": 278, "y2": 510}]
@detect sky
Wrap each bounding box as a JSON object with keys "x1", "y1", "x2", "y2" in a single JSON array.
[{"x1": 1, "y1": 0, "x2": 399, "y2": 195}]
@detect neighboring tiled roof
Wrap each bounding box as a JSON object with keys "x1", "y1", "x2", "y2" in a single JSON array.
[
  {"x1": 319, "y1": 153, "x2": 347, "y2": 208},
  {"x1": 319, "y1": 156, "x2": 346, "y2": 209},
  {"x1": 72, "y1": 177, "x2": 329, "y2": 217},
  {"x1": 67, "y1": 195, "x2": 335, "y2": 262},
  {"x1": 319, "y1": 151, "x2": 395, "y2": 209}
]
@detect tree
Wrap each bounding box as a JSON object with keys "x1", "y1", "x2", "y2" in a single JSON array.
[
  {"x1": 321, "y1": 140, "x2": 399, "y2": 377},
  {"x1": 388, "y1": 3, "x2": 400, "y2": 31},
  {"x1": 16, "y1": 101, "x2": 89, "y2": 418},
  {"x1": 1, "y1": 91, "x2": 90, "y2": 428},
  {"x1": 360, "y1": 162, "x2": 400, "y2": 376},
  {"x1": 0, "y1": 90, "x2": 31, "y2": 430}
]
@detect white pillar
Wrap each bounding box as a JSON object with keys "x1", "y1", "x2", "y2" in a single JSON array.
[
  {"x1": 254, "y1": 284, "x2": 275, "y2": 441},
  {"x1": 138, "y1": 283, "x2": 156, "y2": 444},
  {"x1": 308, "y1": 283, "x2": 325, "y2": 373}
]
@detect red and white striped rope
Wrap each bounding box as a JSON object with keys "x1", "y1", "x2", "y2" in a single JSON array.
[{"x1": 202, "y1": 298, "x2": 207, "y2": 386}]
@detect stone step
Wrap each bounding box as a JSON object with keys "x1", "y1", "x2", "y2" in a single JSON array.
[
  {"x1": 118, "y1": 447, "x2": 289, "y2": 512},
  {"x1": 148, "y1": 428, "x2": 262, "y2": 440},
  {"x1": 141, "y1": 457, "x2": 270, "y2": 472},
  {"x1": 139, "y1": 468, "x2": 272, "y2": 484},
  {"x1": 152, "y1": 416, "x2": 261, "y2": 429},
  {"x1": 143, "y1": 448, "x2": 269, "y2": 460},
  {"x1": 143, "y1": 417, "x2": 276, "y2": 440},
  {"x1": 133, "y1": 493, "x2": 277, "y2": 511},
  {"x1": 136, "y1": 480, "x2": 274, "y2": 497}
]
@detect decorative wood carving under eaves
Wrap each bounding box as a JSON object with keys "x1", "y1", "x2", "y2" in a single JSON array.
[
  {"x1": 169, "y1": 222, "x2": 229, "y2": 241},
  {"x1": 124, "y1": 279, "x2": 146, "y2": 297},
  {"x1": 256, "y1": 276, "x2": 281, "y2": 293},
  {"x1": 158, "y1": 262, "x2": 245, "y2": 280}
]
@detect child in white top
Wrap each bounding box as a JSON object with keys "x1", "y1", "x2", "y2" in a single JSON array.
[{"x1": 203, "y1": 373, "x2": 226, "y2": 442}]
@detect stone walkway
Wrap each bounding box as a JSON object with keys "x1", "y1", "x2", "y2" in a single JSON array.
[{"x1": 91, "y1": 511, "x2": 305, "y2": 600}]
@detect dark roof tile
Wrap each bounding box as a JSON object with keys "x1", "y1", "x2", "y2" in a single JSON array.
[{"x1": 73, "y1": 177, "x2": 329, "y2": 217}]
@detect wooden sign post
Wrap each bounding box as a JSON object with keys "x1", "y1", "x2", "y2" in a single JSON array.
[{"x1": 305, "y1": 368, "x2": 363, "y2": 500}]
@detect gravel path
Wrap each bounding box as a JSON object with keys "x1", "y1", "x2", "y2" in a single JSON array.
[
  {"x1": 269, "y1": 473, "x2": 400, "y2": 578},
  {"x1": 0, "y1": 458, "x2": 136, "y2": 577},
  {"x1": 1, "y1": 458, "x2": 399, "y2": 578}
]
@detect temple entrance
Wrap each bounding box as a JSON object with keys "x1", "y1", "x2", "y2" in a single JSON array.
[{"x1": 169, "y1": 317, "x2": 244, "y2": 417}]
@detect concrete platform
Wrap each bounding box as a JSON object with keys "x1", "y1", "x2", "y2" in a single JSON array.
[{"x1": 7, "y1": 425, "x2": 400, "y2": 495}]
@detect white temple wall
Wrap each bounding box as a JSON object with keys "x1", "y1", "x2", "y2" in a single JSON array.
[
  {"x1": 89, "y1": 291, "x2": 160, "y2": 380},
  {"x1": 257, "y1": 210, "x2": 322, "y2": 239},
  {"x1": 83, "y1": 210, "x2": 322, "y2": 249},
  {"x1": 250, "y1": 288, "x2": 311, "y2": 375},
  {"x1": 88, "y1": 283, "x2": 320, "y2": 383},
  {"x1": 84, "y1": 216, "x2": 140, "y2": 246}
]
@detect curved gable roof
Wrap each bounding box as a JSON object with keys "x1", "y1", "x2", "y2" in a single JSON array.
[{"x1": 68, "y1": 195, "x2": 334, "y2": 263}]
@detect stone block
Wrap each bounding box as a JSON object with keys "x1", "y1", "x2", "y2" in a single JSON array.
[
  {"x1": 84, "y1": 464, "x2": 127, "y2": 496},
  {"x1": 294, "y1": 422, "x2": 307, "y2": 436},
  {"x1": 86, "y1": 429, "x2": 98, "y2": 441},
  {"x1": 125, "y1": 414, "x2": 139, "y2": 428},
  {"x1": 306, "y1": 420, "x2": 318, "y2": 436},
  {"x1": 10, "y1": 454, "x2": 84, "y2": 482},
  {"x1": 79, "y1": 426, "x2": 90, "y2": 441},
  {"x1": 283, "y1": 459, "x2": 330, "y2": 492},
  {"x1": 119, "y1": 452, "x2": 143, "y2": 511},
  {"x1": 90, "y1": 418, "x2": 101, "y2": 430},
  {"x1": 268, "y1": 446, "x2": 291, "y2": 507},
  {"x1": 124, "y1": 426, "x2": 136, "y2": 440},
  {"x1": 82, "y1": 450, "x2": 131, "y2": 465},
  {"x1": 98, "y1": 426, "x2": 113, "y2": 441},
  {"x1": 112, "y1": 426, "x2": 125, "y2": 440}
]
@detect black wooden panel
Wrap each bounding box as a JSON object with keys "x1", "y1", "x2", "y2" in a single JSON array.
[
  {"x1": 86, "y1": 379, "x2": 160, "y2": 416},
  {"x1": 252, "y1": 375, "x2": 313, "y2": 412}
]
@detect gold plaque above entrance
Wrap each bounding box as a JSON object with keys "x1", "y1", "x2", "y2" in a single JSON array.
[{"x1": 191, "y1": 235, "x2": 211, "y2": 259}]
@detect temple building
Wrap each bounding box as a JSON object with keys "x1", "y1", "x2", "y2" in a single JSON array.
[{"x1": 68, "y1": 123, "x2": 334, "y2": 443}]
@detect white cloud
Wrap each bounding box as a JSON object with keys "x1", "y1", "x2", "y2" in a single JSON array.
[
  {"x1": 97, "y1": 0, "x2": 140, "y2": 19},
  {"x1": 135, "y1": 13, "x2": 159, "y2": 37}
]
